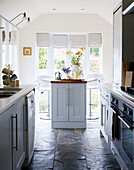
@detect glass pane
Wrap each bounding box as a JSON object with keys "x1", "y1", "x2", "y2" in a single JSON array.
[
  {"x1": 38, "y1": 47, "x2": 48, "y2": 75},
  {"x1": 122, "y1": 120, "x2": 133, "y2": 161},
  {"x1": 39, "y1": 91, "x2": 48, "y2": 112},
  {"x1": 91, "y1": 89, "x2": 100, "y2": 113},
  {"x1": 90, "y1": 48, "x2": 100, "y2": 73},
  {"x1": 54, "y1": 48, "x2": 66, "y2": 73},
  {"x1": 72, "y1": 48, "x2": 84, "y2": 77},
  {"x1": 87, "y1": 88, "x2": 100, "y2": 119}
]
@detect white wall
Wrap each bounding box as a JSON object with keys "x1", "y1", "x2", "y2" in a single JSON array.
[{"x1": 19, "y1": 14, "x2": 113, "y2": 83}]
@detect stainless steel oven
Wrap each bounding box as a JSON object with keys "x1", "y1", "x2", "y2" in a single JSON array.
[
  {"x1": 118, "y1": 103, "x2": 134, "y2": 169},
  {"x1": 109, "y1": 95, "x2": 121, "y2": 149},
  {"x1": 110, "y1": 94, "x2": 134, "y2": 170}
]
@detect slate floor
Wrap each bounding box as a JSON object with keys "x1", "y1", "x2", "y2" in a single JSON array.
[{"x1": 22, "y1": 118, "x2": 121, "y2": 170}]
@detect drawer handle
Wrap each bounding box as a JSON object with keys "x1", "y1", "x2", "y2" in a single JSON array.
[{"x1": 12, "y1": 114, "x2": 18, "y2": 151}]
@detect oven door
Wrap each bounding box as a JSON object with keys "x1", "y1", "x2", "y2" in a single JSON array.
[
  {"x1": 118, "y1": 114, "x2": 134, "y2": 168},
  {"x1": 108, "y1": 105, "x2": 120, "y2": 141}
]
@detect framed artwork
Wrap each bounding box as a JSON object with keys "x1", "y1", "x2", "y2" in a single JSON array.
[{"x1": 23, "y1": 47, "x2": 32, "y2": 55}]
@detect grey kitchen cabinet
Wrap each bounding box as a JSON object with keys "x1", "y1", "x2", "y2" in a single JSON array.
[
  {"x1": 12, "y1": 97, "x2": 25, "y2": 170},
  {"x1": 100, "y1": 87, "x2": 110, "y2": 143},
  {"x1": 68, "y1": 84, "x2": 85, "y2": 122},
  {"x1": 52, "y1": 83, "x2": 68, "y2": 122},
  {"x1": 51, "y1": 83, "x2": 86, "y2": 128},
  {"x1": 0, "y1": 97, "x2": 26, "y2": 170},
  {"x1": 0, "y1": 106, "x2": 13, "y2": 170}
]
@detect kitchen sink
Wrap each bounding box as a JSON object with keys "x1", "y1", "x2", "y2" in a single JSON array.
[
  {"x1": 0, "y1": 88, "x2": 22, "y2": 91},
  {"x1": 0, "y1": 88, "x2": 22, "y2": 98}
]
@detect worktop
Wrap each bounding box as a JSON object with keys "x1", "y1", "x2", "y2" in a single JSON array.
[
  {"x1": 101, "y1": 83, "x2": 134, "y2": 107},
  {"x1": 42, "y1": 78, "x2": 97, "y2": 84},
  {"x1": 0, "y1": 84, "x2": 36, "y2": 115}
]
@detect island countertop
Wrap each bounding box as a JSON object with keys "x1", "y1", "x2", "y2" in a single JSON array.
[
  {"x1": 42, "y1": 78, "x2": 97, "y2": 84},
  {"x1": 0, "y1": 84, "x2": 36, "y2": 115}
]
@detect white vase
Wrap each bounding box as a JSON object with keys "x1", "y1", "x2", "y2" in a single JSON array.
[{"x1": 72, "y1": 65, "x2": 79, "y2": 72}]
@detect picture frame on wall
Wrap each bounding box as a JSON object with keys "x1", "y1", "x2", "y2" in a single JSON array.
[{"x1": 23, "y1": 47, "x2": 32, "y2": 55}]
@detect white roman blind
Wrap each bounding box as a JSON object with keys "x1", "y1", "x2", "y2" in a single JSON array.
[
  {"x1": 88, "y1": 33, "x2": 102, "y2": 47},
  {"x1": 52, "y1": 34, "x2": 68, "y2": 48},
  {"x1": 36, "y1": 33, "x2": 50, "y2": 47},
  {"x1": 71, "y1": 35, "x2": 87, "y2": 48}
]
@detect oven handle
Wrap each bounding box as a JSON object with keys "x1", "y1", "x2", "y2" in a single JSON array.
[
  {"x1": 109, "y1": 106, "x2": 116, "y2": 114},
  {"x1": 118, "y1": 116, "x2": 131, "y2": 129}
]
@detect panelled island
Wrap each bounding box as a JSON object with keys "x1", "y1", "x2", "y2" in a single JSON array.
[{"x1": 51, "y1": 80, "x2": 87, "y2": 129}]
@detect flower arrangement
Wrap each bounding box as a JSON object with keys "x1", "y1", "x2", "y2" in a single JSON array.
[
  {"x1": 62, "y1": 67, "x2": 71, "y2": 74},
  {"x1": 66, "y1": 48, "x2": 86, "y2": 66}
]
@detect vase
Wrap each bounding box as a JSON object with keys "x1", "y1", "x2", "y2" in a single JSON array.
[
  {"x1": 72, "y1": 65, "x2": 79, "y2": 72},
  {"x1": 72, "y1": 65, "x2": 80, "y2": 79},
  {"x1": 65, "y1": 73, "x2": 68, "y2": 79}
]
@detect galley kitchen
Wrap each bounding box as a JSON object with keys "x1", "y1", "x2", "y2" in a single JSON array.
[{"x1": 0, "y1": 0, "x2": 134, "y2": 169}]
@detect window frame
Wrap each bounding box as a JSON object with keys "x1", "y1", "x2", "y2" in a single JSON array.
[{"x1": 37, "y1": 33, "x2": 103, "y2": 78}]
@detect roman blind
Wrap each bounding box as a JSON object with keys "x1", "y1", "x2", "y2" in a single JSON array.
[
  {"x1": 36, "y1": 33, "x2": 50, "y2": 47},
  {"x1": 71, "y1": 35, "x2": 87, "y2": 48},
  {"x1": 52, "y1": 34, "x2": 68, "y2": 48},
  {"x1": 88, "y1": 33, "x2": 102, "y2": 47}
]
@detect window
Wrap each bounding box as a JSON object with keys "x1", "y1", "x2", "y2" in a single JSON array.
[
  {"x1": 37, "y1": 33, "x2": 102, "y2": 78},
  {"x1": 38, "y1": 47, "x2": 48, "y2": 75},
  {"x1": 54, "y1": 48, "x2": 66, "y2": 73},
  {"x1": 89, "y1": 48, "x2": 100, "y2": 73}
]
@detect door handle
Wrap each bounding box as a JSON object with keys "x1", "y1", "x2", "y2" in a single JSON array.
[
  {"x1": 12, "y1": 114, "x2": 18, "y2": 151},
  {"x1": 118, "y1": 116, "x2": 131, "y2": 129}
]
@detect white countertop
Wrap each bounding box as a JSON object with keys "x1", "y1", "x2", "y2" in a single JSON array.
[
  {"x1": 0, "y1": 84, "x2": 36, "y2": 115},
  {"x1": 101, "y1": 83, "x2": 134, "y2": 107}
]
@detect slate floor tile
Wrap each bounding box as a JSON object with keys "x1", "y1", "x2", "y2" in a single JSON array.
[{"x1": 22, "y1": 119, "x2": 121, "y2": 170}]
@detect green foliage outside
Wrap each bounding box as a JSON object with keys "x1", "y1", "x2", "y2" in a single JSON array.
[
  {"x1": 39, "y1": 47, "x2": 65, "y2": 70},
  {"x1": 90, "y1": 48, "x2": 99, "y2": 56},
  {"x1": 91, "y1": 89, "x2": 100, "y2": 112},
  {"x1": 39, "y1": 48, "x2": 48, "y2": 69},
  {"x1": 54, "y1": 59, "x2": 65, "y2": 70},
  {"x1": 39, "y1": 91, "x2": 48, "y2": 112}
]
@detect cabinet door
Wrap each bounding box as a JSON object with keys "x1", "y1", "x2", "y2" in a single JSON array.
[
  {"x1": 100, "y1": 95, "x2": 109, "y2": 134},
  {"x1": 69, "y1": 84, "x2": 86, "y2": 122},
  {"x1": 52, "y1": 84, "x2": 68, "y2": 121},
  {"x1": 0, "y1": 107, "x2": 12, "y2": 170},
  {"x1": 12, "y1": 97, "x2": 25, "y2": 170}
]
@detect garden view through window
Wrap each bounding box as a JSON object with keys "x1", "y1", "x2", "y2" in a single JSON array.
[{"x1": 38, "y1": 47, "x2": 101, "y2": 76}]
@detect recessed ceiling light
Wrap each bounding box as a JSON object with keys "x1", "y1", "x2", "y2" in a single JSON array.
[
  {"x1": 52, "y1": 9, "x2": 56, "y2": 11},
  {"x1": 81, "y1": 9, "x2": 85, "y2": 11}
]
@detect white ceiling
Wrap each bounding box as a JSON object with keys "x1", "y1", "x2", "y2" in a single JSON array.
[{"x1": 0, "y1": 0, "x2": 121, "y2": 27}]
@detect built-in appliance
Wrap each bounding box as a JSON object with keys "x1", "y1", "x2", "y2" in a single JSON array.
[
  {"x1": 117, "y1": 86, "x2": 134, "y2": 102},
  {"x1": 110, "y1": 94, "x2": 134, "y2": 170},
  {"x1": 123, "y1": 2, "x2": 134, "y2": 15},
  {"x1": 23, "y1": 90, "x2": 35, "y2": 167},
  {"x1": 109, "y1": 95, "x2": 121, "y2": 150}
]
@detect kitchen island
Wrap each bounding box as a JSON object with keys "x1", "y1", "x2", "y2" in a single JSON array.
[{"x1": 51, "y1": 80, "x2": 88, "y2": 129}]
